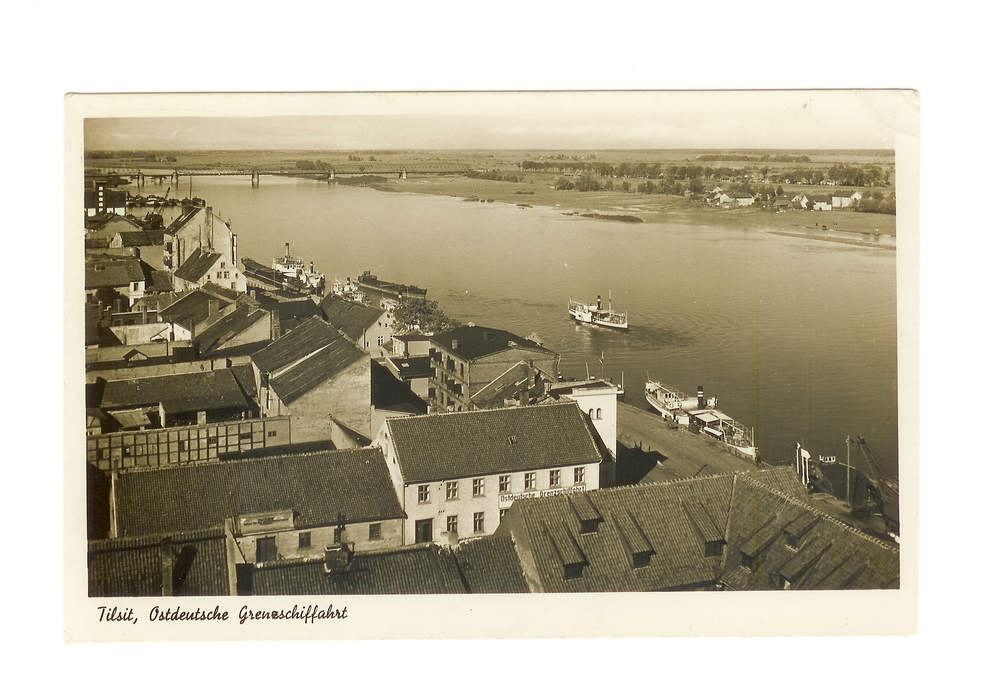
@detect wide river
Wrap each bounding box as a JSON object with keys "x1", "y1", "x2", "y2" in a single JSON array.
[{"x1": 154, "y1": 176, "x2": 899, "y2": 477}]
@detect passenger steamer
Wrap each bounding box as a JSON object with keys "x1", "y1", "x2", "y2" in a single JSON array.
[
  {"x1": 645, "y1": 379, "x2": 757, "y2": 459},
  {"x1": 272, "y1": 243, "x2": 326, "y2": 295},
  {"x1": 569, "y1": 292, "x2": 628, "y2": 331}
]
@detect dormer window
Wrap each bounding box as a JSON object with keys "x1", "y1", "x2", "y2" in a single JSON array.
[
  {"x1": 704, "y1": 539, "x2": 725, "y2": 557},
  {"x1": 784, "y1": 531, "x2": 800, "y2": 550},
  {"x1": 632, "y1": 551, "x2": 653, "y2": 569},
  {"x1": 741, "y1": 551, "x2": 757, "y2": 569},
  {"x1": 563, "y1": 562, "x2": 585, "y2": 580},
  {"x1": 580, "y1": 518, "x2": 600, "y2": 534}
]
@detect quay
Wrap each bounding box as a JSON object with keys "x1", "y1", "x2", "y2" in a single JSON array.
[{"x1": 615, "y1": 401, "x2": 760, "y2": 484}]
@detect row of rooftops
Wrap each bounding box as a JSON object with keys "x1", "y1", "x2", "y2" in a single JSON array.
[{"x1": 92, "y1": 461, "x2": 898, "y2": 596}]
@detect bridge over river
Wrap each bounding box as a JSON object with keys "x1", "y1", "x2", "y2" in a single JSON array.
[{"x1": 86, "y1": 162, "x2": 471, "y2": 187}]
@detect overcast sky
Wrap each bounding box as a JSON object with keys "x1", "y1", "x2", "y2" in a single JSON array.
[{"x1": 81, "y1": 91, "x2": 914, "y2": 151}]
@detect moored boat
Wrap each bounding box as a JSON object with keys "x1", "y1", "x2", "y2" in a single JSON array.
[
  {"x1": 569, "y1": 292, "x2": 628, "y2": 331},
  {"x1": 272, "y1": 243, "x2": 326, "y2": 295},
  {"x1": 645, "y1": 379, "x2": 757, "y2": 459}
]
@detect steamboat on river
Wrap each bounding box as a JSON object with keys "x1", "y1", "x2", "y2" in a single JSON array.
[
  {"x1": 645, "y1": 379, "x2": 757, "y2": 459},
  {"x1": 569, "y1": 292, "x2": 628, "y2": 331}
]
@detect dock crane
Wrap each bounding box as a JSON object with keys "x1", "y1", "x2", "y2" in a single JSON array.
[{"x1": 851, "y1": 436, "x2": 900, "y2": 541}]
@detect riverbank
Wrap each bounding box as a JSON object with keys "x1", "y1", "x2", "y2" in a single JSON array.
[{"x1": 369, "y1": 174, "x2": 896, "y2": 239}]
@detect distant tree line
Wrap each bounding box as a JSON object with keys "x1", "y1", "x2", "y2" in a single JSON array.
[
  {"x1": 86, "y1": 151, "x2": 178, "y2": 162},
  {"x1": 697, "y1": 153, "x2": 811, "y2": 163},
  {"x1": 855, "y1": 190, "x2": 895, "y2": 214},
  {"x1": 466, "y1": 169, "x2": 523, "y2": 183}
]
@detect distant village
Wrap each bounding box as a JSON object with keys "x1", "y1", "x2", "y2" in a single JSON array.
[{"x1": 84, "y1": 174, "x2": 899, "y2": 597}]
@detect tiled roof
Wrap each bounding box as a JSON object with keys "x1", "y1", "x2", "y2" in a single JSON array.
[
  {"x1": 453, "y1": 534, "x2": 530, "y2": 593},
  {"x1": 88, "y1": 528, "x2": 230, "y2": 597},
  {"x1": 372, "y1": 360, "x2": 427, "y2": 414},
  {"x1": 100, "y1": 368, "x2": 251, "y2": 413},
  {"x1": 159, "y1": 286, "x2": 240, "y2": 327},
  {"x1": 194, "y1": 304, "x2": 270, "y2": 355},
  {"x1": 502, "y1": 469, "x2": 899, "y2": 592},
  {"x1": 385, "y1": 402, "x2": 603, "y2": 483},
  {"x1": 251, "y1": 317, "x2": 367, "y2": 405},
  {"x1": 144, "y1": 269, "x2": 175, "y2": 293},
  {"x1": 114, "y1": 447, "x2": 404, "y2": 537},
  {"x1": 504, "y1": 475, "x2": 734, "y2": 592},
  {"x1": 164, "y1": 207, "x2": 200, "y2": 236},
  {"x1": 248, "y1": 543, "x2": 466, "y2": 595},
  {"x1": 320, "y1": 295, "x2": 385, "y2": 341},
  {"x1": 431, "y1": 325, "x2": 556, "y2": 362},
  {"x1": 174, "y1": 248, "x2": 222, "y2": 284},
  {"x1": 470, "y1": 361, "x2": 552, "y2": 410},
  {"x1": 720, "y1": 474, "x2": 899, "y2": 591},
  {"x1": 85, "y1": 257, "x2": 151, "y2": 289},
  {"x1": 115, "y1": 231, "x2": 153, "y2": 247}
]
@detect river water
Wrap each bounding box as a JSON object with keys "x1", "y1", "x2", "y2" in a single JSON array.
[{"x1": 150, "y1": 176, "x2": 898, "y2": 477}]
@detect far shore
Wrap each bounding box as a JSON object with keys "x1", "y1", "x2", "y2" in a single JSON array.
[{"x1": 368, "y1": 175, "x2": 896, "y2": 241}]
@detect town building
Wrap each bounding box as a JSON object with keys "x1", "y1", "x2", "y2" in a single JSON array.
[
  {"x1": 428, "y1": 325, "x2": 560, "y2": 413},
  {"x1": 85, "y1": 256, "x2": 155, "y2": 309},
  {"x1": 88, "y1": 527, "x2": 234, "y2": 597},
  {"x1": 373, "y1": 402, "x2": 606, "y2": 546},
  {"x1": 110, "y1": 447, "x2": 406, "y2": 564},
  {"x1": 157, "y1": 284, "x2": 244, "y2": 337},
  {"x1": 320, "y1": 294, "x2": 394, "y2": 355},
  {"x1": 495, "y1": 468, "x2": 900, "y2": 592},
  {"x1": 173, "y1": 247, "x2": 247, "y2": 293},
  {"x1": 162, "y1": 205, "x2": 238, "y2": 274},
  {"x1": 84, "y1": 177, "x2": 128, "y2": 217},
  {"x1": 250, "y1": 316, "x2": 371, "y2": 442},
  {"x1": 832, "y1": 189, "x2": 864, "y2": 209},
  {"x1": 86, "y1": 415, "x2": 292, "y2": 472},
  {"x1": 192, "y1": 303, "x2": 273, "y2": 358},
  {"x1": 244, "y1": 542, "x2": 467, "y2": 595},
  {"x1": 547, "y1": 379, "x2": 624, "y2": 458},
  {"x1": 95, "y1": 367, "x2": 255, "y2": 430}
]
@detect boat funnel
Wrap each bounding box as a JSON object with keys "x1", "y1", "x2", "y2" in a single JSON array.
[
  {"x1": 597, "y1": 295, "x2": 602, "y2": 309},
  {"x1": 284, "y1": 242, "x2": 290, "y2": 257},
  {"x1": 697, "y1": 386, "x2": 705, "y2": 409}
]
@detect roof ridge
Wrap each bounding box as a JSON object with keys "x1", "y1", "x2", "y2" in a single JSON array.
[
  {"x1": 734, "y1": 473, "x2": 899, "y2": 553},
  {"x1": 116, "y1": 445, "x2": 383, "y2": 475},
  {"x1": 387, "y1": 398, "x2": 577, "y2": 425}
]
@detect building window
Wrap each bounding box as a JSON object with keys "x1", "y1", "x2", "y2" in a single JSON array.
[
  {"x1": 299, "y1": 532, "x2": 311, "y2": 549},
  {"x1": 446, "y1": 481, "x2": 459, "y2": 500},
  {"x1": 596, "y1": 408, "x2": 602, "y2": 420},
  {"x1": 231, "y1": 282, "x2": 236, "y2": 289},
  {"x1": 377, "y1": 335, "x2": 384, "y2": 346},
  {"x1": 499, "y1": 475, "x2": 511, "y2": 493},
  {"x1": 266, "y1": 430, "x2": 277, "y2": 438},
  {"x1": 224, "y1": 271, "x2": 230, "y2": 279},
  {"x1": 418, "y1": 485, "x2": 430, "y2": 503},
  {"x1": 549, "y1": 469, "x2": 561, "y2": 487},
  {"x1": 221, "y1": 262, "x2": 226, "y2": 269},
  {"x1": 574, "y1": 467, "x2": 586, "y2": 484},
  {"x1": 217, "y1": 271, "x2": 222, "y2": 279},
  {"x1": 589, "y1": 408, "x2": 594, "y2": 418},
  {"x1": 524, "y1": 472, "x2": 536, "y2": 490},
  {"x1": 563, "y1": 562, "x2": 585, "y2": 580},
  {"x1": 473, "y1": 512, "x2": 485, "y2": 533},
  {"x1": 472, "y1": 478, "x2": 484, "y2": 496},
  {"x1": 500, "y1": 508, "x2": 509, "y2": 522},
  {"x1": 446, "y1": 515, "x2": 458, "y2": 533},
  {"x1": 369, "y1": 523, "x2": 381, "y2": 540}
]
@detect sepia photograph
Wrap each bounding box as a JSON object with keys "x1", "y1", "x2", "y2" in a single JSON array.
[{"x1": 66, "y1": 90, "x2": 918, "y2": 641}]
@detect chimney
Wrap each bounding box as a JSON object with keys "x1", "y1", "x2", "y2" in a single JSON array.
[
  {"x1": 697, "y1": 385, "x2": 705, "y2": 409},
  {"x1": 160, "y1": 538, "x2": 174, "y2": 596},
  {"x1": 208, "y1": 299, "x2": 219, "y2": 320},
  {"x1": 323, "y1": 544, "x2": 353, "y2": 575}
]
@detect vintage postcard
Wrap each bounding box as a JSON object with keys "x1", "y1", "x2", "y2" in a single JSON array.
[{"x1": 65, "y1": 91, "x2": 918, "y2": 641}]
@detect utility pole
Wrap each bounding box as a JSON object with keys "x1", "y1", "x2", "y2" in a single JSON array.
[{"x1": 845, "y1": 435, "x2": 851, "y2": 506}]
